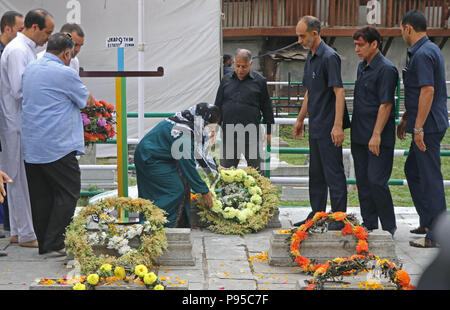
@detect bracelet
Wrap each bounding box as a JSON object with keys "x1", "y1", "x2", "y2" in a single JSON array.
[{"x1": 413, "y1": 128, "x2": 424, "y2": 135}]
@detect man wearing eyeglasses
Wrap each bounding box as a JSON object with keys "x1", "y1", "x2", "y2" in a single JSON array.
[
  {"x1": 38, "y1": 23, "x2": 84, "y2": 74},
  {"x1": 397, "y1": 10, "x2": 448, "y2": 248},
  {"x1": 21, "y1": 32, "x2": 94, "y2": 256},
  {"x1": 0, "y1": 9, "x2": 54, "y2": 249}
]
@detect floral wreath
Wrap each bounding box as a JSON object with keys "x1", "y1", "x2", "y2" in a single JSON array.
[
  {"x1": 286, "y1": 211, "x2": 415, "y2": 290},
  {"x1": 196, "y1": 167, "x2": 279, "y2": 235},
  {"x1": 65, "y1": 197, "x2": 168, "y2": 275}
]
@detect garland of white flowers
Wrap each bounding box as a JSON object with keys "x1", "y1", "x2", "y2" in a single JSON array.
[
  {"x1": 211, "y1": 169, "x2": 264, "y2": 223},
  {"x1": 65, "y1": 197, "x2": 168, "y2": 275},
  {"x1": 196, "y1": 167, "x2": 279, "y2": 235}
]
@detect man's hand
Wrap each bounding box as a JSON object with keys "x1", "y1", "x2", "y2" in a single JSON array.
[
  {"x1": 86, "y1": 93, "x2": 95, "y2": 108},
  {"x1": 331, "y1": 125, "x2": 344, "y2": 147},
  {"x1": 0, "y1": 170, "x2": 13, "y2": 204},
  {"x1": 414, "y1": 132, "x2": 426, "y2": 152},
  {"x1": 293, "y1": 119, "x2": 305, "y2": 140},
  {"x1": 202, "y1": 191, "x2": 214, "y2": 208},
  {"x1": 396, "y1": 117, "x2": 407, "y2": 140},
  {"x1": 266, "y1": 134, "x2": 271, "y2": 145},
  {"x1": 368, "y1": 133, "x2": 381, "y2": 156}
]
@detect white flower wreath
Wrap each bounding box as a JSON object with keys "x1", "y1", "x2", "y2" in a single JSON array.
[{"x1": 196, "y1": 167, "x2": 279, "y2": 235}]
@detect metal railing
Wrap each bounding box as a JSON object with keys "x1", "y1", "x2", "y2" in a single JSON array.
[{"x1": 79, "y1": 77, "x2": 450, "y2": 196}]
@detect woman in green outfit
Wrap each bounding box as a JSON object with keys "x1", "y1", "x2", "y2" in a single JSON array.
[{"x1": 134, "y1": 103, "x2": 220, "y2": 227}]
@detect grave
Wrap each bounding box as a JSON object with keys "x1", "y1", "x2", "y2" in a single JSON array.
[{"x1": 268, "y1": 229, "x2": 398, "y2": 267}]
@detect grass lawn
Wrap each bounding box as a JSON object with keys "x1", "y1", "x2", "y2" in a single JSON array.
[{"x1": 277, "y1": 124, "x2": 450, "y2": 208}]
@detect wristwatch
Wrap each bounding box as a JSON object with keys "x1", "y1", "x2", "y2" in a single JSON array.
[{"x1": 413, "y1": 128, "x2": 424, "y2": 134}]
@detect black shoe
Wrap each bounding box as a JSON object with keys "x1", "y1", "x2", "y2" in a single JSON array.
[
  {"x1": 410, "y1": 226, "x2": 427, "y2": 234},
  {"x1": 293, "y1": 219, "x2": 307, "y2": 227},
  {"x1": 328, "y1": 221, "x2": 345, "y2": 231},
  {"x1": 361, "y1": 225, "x2": 374, "y2": 233},
  {"x1": 0, "y1": 250, "x2": 7, "y2": 257}
]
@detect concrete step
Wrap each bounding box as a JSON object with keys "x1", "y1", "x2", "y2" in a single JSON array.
[{"x1": 81, "y1": 169, "x2": 116, "y2": 190}]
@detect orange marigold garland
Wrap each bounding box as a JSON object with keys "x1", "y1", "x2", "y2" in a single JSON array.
[{"x1": 289, "y1": 212, "x2": 415, "y2": 290}]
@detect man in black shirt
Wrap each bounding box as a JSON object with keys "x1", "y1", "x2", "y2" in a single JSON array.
[
  {"x1": 214, "y1": 49, "x2": 274, "y2": 173},
  {"x1": 351, "y1": 27, "x2": 398, "y2": 236},
  {"x1": 293, "y1": 16, "x2": 350, "y2": 229}
]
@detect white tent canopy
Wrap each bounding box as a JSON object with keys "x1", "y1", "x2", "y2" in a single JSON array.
[{"x1": 0, "y1": 0, "x2": 222, "y2": 157}]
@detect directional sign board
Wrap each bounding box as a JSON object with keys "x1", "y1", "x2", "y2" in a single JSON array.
[{"x1": 106, "y1": 36, "x2": 135, "y2": 48}]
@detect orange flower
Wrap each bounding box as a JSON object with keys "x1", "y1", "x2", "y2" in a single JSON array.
[
  {"x1": 313, "y1": 262, "x2": 330, "y2": 271},
  {"x1": 341, "y1": 223, "x2": 353, "y2": 235},
  {"x1": 331, "y1": 212, "x2": 347, "y2": 221},
  {"x1": 306, "y1": 283, "x2": 316, "y2": 290},
  {"x1": 395, "y1": 270, "x2": 411, "y2": 288},
  {"x1": 295, "y1": 255, "x2": 310, "y2": 268},
  {"x1": 356, "y1": 239, "x2": 369, "y2": 254},
  {"x1": 290, "y1": 241, "x2": 300, "y2": 252},
  {"x1": 294, "y1": 230, "x2": 308, "y2": 242},
  {"x1": 190, "y1": 193, "x2": 198, "y2": 201},
  {"x1": 312, "y1": 212, "x2": 328, "y2": 222},
  {"x1": 348, "y1": 254, "x2": 366, "y2": 260},
  {"x1": 304, "y1": 219, "x2": 314, "y2": 230},
  {"x1": 353, "y1": 226, "x2": 369, "y2": 240}
]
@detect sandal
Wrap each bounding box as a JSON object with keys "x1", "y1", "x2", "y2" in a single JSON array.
[
  {"x1": 410, "y1": 227, "x2": 428, "y2": 234},
  {"x1": 409, "y1": 237, "x2": 440, "y2": 248}
]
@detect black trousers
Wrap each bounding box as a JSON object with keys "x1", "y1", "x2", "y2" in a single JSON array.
[
  {"x1": 404, "y1": 131, "x2": 447, "y2": 241},
  {"x1": 25, "y1": 152, "x2": 81, "y2": 254},
  {"x1": 351, "y1": 142, "x2": 396, "y2": 233},
  {"x1": 307, "y1": 136, "x2": 347, "y2": 218},
  {"x1": 220, "y1": 131, "x2": 263, "y2": 172}
]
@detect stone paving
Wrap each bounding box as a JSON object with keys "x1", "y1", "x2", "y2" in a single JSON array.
[{"x1": 0, "y1": 206, "x2": 441, "y2": 290}]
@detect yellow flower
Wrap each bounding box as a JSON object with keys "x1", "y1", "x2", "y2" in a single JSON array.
[
  {"x1": 143, "y1": 272, "x2": 158, "y2": 285},
  {"x1": 154, "y1": 284, "x2": 165, "y2": 290},
  {"x1": 73, "y1": 283, "x2": 86, "y2": 290},
  {"x1": 100, "y1": 263, "x2": 112, "y2": 273},
  {"x1": 134, "y1": 264, "x2": 148, "y2": 277},
  {"x1": 332, "y1": 257, "x2": 346, "y2": 264},
  {"x1": 313, "y1": 267, "x2": 327, "y2": 277},
  {"x1": 114, "y1": 266, "x2": 126, "y2": 280},
  {"x1": 87, "y1": 274, "x2": 99, "y2": 285}
]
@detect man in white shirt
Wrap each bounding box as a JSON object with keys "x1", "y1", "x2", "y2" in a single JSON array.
[
  {"x1": 0, "y1": 9, "x2": 54, "y2": 248},
  {"x1": 0, "y1": 11, "x2": 24, "y2": 242},
  {"x1": 38, "y1": 23, "x2": 84, "y2": 74}
]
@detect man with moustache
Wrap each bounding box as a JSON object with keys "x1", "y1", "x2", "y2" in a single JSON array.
[
  {"x1": 0, "y1": 9, "x2": 54, "y2": 248},
  {"x1": 351, "y1": 26, "x2": 398, "y2": 236},
  {"x1": 214, "y1": 48, "x2": 274, "y2": 173}
]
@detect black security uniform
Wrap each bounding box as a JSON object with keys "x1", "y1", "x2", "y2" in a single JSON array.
[
  {"x1": 402, "y1": 36, "x2": 448, "y2": 242},
  {"x1": 302, "y1": 41, "x2": 350, "y2": 220},
  {"x1": 351, "y1": 51, "x2": 398, "y2": 234}
]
